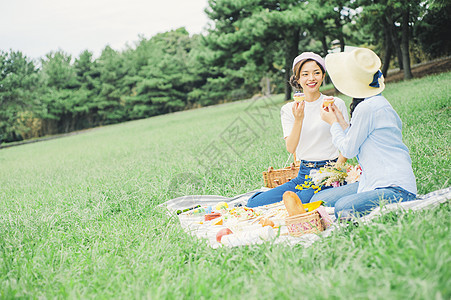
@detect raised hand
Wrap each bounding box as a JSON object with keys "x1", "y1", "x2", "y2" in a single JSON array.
[
  {"x1": 320, "y1": 102, "x2": 338, "y2": 125},
  {"x1": 292, "y1": 100, "x2": 305, "y2": 121}
]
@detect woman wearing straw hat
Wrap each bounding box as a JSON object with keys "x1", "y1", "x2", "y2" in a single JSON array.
[
  {"x1": 247, "y1": 52, "x2": 349, "y2": 208},
  {"x1": 312, "y1": 47, "x2": 417, "y2": 219}
]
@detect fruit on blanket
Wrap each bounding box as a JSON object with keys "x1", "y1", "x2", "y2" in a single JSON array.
[
  {"x1": 283, "y1": 191, "x2": 306, "y2": 216},
  {"x1": 205, "y1": 212, "x2": 221, "y2": 221},
  {"x1": 322, "y1": 96, "x2": 335, "y2": 108},
  {"x1": 216, "y1": 228, "x2": 233, "y2": 243},
  {"x1": 212, "y1": 218, "x2": 223, "y2": 225},
  {"x1": 216, "y1": 202, "x2": 228, "y2": 211},
  {"x1": 293, "y1": 92, "x2": 305, "y2": 102},
  {"x1": 259, "y1": 218, "x2": 275, "y2": 228}
]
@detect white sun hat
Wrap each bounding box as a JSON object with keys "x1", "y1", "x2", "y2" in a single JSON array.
[
  {"x1": 292, "y1": 52, "x2": 326, "y2": 74},
  {"x1": 325, "y1": 48, "x2": 385, "y2": 98}
]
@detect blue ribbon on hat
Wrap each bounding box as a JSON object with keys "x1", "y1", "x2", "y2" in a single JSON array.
[{"x1": 369, "y1": 70, "x2": 383, "y2": 88}]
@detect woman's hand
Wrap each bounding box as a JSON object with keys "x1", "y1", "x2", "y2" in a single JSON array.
[
  {"x1": 321, "y1": 103, "x2": 349, "y2": 130},
  {"x1": 292, "y1": 100, "x2": 305, "y2": 121},
  {"x1": 336, "y1": 154, "x2": 348, "y2": 165},
  {"x1": 286, "y1": 101, "x2": 305, "y2": 154},
  {"x1": 330, "y1": 103, "x2": 349, "y2": 130},
  {"x1": 320, "y1": 103, "x2": 338, "y2": 125}
]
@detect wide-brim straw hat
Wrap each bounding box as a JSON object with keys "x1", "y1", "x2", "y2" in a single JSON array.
[{"x1": 325, "y1": 48, "x2": 385, "y2": 98}]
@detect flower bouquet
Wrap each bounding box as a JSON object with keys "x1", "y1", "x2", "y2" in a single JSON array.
[
  {"x1": 345, "y1": 164, "x2": 363, "y2": 184},
  {"x1": 309, "y1": 163, "x2": 362, "y2": 188}
]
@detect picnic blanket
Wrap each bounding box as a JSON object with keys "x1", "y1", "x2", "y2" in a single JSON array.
[{"x1": 159, "y1": 186, "x2": 451, "y2": 248}]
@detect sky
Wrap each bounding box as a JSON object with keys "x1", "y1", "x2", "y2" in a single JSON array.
[{"x1": 1, "y1": 0, "x2": 211, "y2": 60}]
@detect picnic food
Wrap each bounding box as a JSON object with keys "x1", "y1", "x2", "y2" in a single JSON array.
[
  {"x1": 293, "y1": 92, "x2": 305, "y2": 102},
  {"x1": 212, "y1": 218, "x2": 224, "y2": 225},
  {"x1": 216, "y1": 202, "x2": 228, "y2": 211},
  {"x1": 205, "y1": 212, "x2": 221, "y2": 221},
  {"x1": 283, "y1": 191, "x2": 306, "y2": 216},
  {"x1": 322, "y1": 96, "x2": 335, "y2": 108},
  {"x1": 216, "y1": 228, "x2": 233, "y2": 243},
  {"x1": 258, "y1": 218, "x2": 275, "y2": 228},
  {"x1": 182, "y1": 206, "x2": 206, "y2": 216},
  {"x1": 228, "y1": 206, "x2": 260, "y2": 221},
  {"x1": 176, "y1": 205, "x2": 201, "y2": 215}
]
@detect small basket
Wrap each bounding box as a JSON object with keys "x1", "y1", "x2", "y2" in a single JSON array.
[
  {"x1": 262, "y1": 163, "x2": 299, "y2": 188},
  {"x1": 285, "y1": 210, "x2": 325, "y2": 237},
  {"x1": 262, "y1": 154, "x2": 300, "y2": 188}
]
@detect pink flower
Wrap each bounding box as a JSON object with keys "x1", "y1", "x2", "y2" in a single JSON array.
[
  {"x1": 346, "y1": 165, "x2": 362, "y2": 183},
  {"x1": 332, "y1": 181, "x2": 340, "y2": 187}
]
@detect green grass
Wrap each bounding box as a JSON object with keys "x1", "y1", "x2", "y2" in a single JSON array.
[{"x1": 1, "y1": 72, "x2": 450, "y2": 299}]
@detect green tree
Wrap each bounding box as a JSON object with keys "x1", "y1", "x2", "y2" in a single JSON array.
[
  {"x1": 91, "y1": 46, "x2": 128, "y2": 125},
  {"x1": 73, "y1": 50, "x2": 100, "y2": 128},
  {"x1": 125, "y1": 28, "x2": 197, "y2": 118},
  {"x1": 414, "y1": 1, "x2": 451, "y2": 59},
  {"x1": 312, "y1": 0, "x2": 355, "y2": 53},
  {"x1": 355, "y1": 0, "x2": 426, "y2": 79},
  {"x1": 0, "y1": 50, "x2": 38, "y2": 142},
  {"x1": 38, "y1": 50, "x2": 85, "y2": 134},
  {"x1": 204, "y1": 0, "x2": 316, "y2": 101}
]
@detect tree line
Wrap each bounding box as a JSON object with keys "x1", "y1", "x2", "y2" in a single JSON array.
[{"x1": 1, "y1": 0, "x2": 449, "y2": 143}]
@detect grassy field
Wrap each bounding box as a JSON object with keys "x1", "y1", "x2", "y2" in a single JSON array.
[{"x1": 0, "y1": 72, "x2": 450, "y2": 299}]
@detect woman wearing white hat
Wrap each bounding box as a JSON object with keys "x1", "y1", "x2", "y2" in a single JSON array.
[
  {"x1": 247, "y1": 52, "x2": 349, "y2": 208},
  {"x1": 313, "y1": 47, "x2": 417, "y2": 219}
]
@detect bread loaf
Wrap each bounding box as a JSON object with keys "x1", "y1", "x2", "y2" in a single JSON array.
[{"x1": 283, "y1": 191, "x2": 307, "y2": 216}]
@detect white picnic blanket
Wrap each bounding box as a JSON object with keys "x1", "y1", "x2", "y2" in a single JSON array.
[{"x1": 159, "y1": 186, "x2": 451, "y2": 248}]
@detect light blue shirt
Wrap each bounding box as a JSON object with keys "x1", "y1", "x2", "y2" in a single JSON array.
[{"x1": 330, "y1": 94, "x2": 417, "y2": 194}]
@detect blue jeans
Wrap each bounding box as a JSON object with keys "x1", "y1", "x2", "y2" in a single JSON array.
[
  {"x1": 247, "y1": 159, "x2": 337, "y2": 208},
  {"x1": 310, "y1": 182, "x2": 417, "y2": 219}
]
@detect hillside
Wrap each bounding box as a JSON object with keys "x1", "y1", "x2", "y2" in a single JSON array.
[
  {"x1": 386, "y1": 56, "x2": 451, "y2": 83},
  {"x1": 0, "y1": 72, "x2": 449, "y2": 298}
]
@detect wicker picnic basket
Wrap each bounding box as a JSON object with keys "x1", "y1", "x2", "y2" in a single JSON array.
[
  {"x1": 262, "y1": 154, "x2": 300, "y2": 188},
  {"x1": 285, "y1": 210, "x2": 325, "y2": 237}
]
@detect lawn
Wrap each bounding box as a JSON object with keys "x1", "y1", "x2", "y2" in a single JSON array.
[{"x1": 0, "y1": 72, "x2": 450, "y2": 299}]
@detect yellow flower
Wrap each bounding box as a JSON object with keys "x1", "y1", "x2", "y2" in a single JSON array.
[
  {"x1": 295, "y1": 184, "x2": 303, "y2": 190},
  {"x1": 305, "y1": 175, "x2": 309, "y2": 179}
]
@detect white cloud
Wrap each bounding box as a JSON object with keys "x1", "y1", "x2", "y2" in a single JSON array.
[{"x1": 0, "y1": 0, "x2": 210, "y2": 59}]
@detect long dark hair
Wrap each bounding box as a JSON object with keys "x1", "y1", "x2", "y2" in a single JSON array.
[
  {"x1": 289, "y1": 59, "x2": 325, "y2": 91},
  {"x1": 350, "y1": 98, "x2": 365, "y2": 118}
]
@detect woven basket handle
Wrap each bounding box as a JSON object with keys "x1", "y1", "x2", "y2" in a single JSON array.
[{"x1": 284, "y1": 153, "x2": 301, "y2": 168}]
